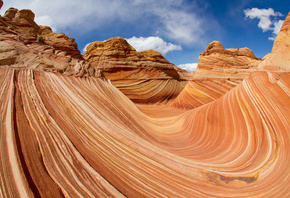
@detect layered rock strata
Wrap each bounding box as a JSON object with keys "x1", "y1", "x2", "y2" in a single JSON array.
[
  {"x1": 0, "y1": 7, "x2": 98, "y2": 77},
  {"x1": 170, "y1": 77, "x2": 243, "y2": 109},
  {"x1": 84, "y1": 37, "x2": 191, "y2": 103},
  {"x1": 0, "y1": 3, "x2": 290, "y2": 198},
  {"x1": 171, "y1": 13, "x2": 290, "y2": 109},
  {"x1": 1, "y1": 67, "x2": 289, "y2": 197},
  {"x1": 194, "y1": 41, "x2": 262, "y2": 78},
  {"x1": 171, "y1": 41, "x2": 262, "y2": 109},
  {"x1": 259, "y1": 12, "x2": 290, "y2": 71}
]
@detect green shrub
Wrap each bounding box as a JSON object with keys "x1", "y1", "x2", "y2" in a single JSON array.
[{"x1": 37, "y1": 36, "x2": 45, "y2": 43}]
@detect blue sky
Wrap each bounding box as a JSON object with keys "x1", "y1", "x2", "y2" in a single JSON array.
[{"x1": 1, "y1": 0, "x2": 289, "y2": 72}]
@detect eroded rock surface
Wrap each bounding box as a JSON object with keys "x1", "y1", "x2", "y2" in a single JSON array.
[
  {"x1": 84, "y1": 37, "x2": 191, "y2": 103},
  {"x1": 0, "y1": 7, "x2": 97, "y2": 76},
  {"x1": 1, "y1": 67, "x2": 289, "y2": 197},
  {"x1": 170, "y1": 39, "x2": 265, "y2": 109},
  {"x1": 0, "y1": 4, "x2": 289, "y2": 198},
  {"x1": 259, "y1": 12, "x2": 290, "y2": 71},
  {"x1": 195, "y1": 41, "x2": 262, "y2": 78}
]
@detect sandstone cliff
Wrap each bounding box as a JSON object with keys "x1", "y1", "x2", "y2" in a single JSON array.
[
  {"x1": 84, "y1": 37, "x2": 190, "y2": 80},
  {"x1": 170, "y1": 41, "x2": 261, "y2": 109},
  {"x1": 0, "y1": 6, "x2": 190, "y2": 104},
  {"x1": 259, "y1": 12, "x2": 290, "y2": 71},
  {"x1": 1, "y1": 67, "x2": 289, "y2": 198},
  {"x1": 84, "y1": 37, "x2": 191, "y2": 103},
  {"x1": 0, "y1": 7, "x2": 98, "y2": 77},
  {"x1": 0, "y1": 2, "x2": 289, "y2": 198},
  {"x1": 194, "y1": 41, "x2": 262, "y2": 78}
]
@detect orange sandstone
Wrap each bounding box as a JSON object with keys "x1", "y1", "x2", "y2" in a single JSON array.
[
  {"x1": 0, "y1": 5, "x2": 289, "y2": 198},
  {"x1": 84, "y1": 37, "x2": 191, "y2": 103},
  {"x1": 259, "y1": 12, "x2": 290, "y2": 71}
]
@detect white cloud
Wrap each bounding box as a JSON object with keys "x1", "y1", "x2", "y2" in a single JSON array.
[
  {"x1": 35, "y1": 15, "x2": 57, "y2": 32},
  {"x1": 272, "y1": 20, "x2": 284, "y2": 35},
  {"x1": 268, "y1": 20, "x2": 284, "y2": 41},
  {"x1": 152, "y1": 6, "x2": 204, "y2": 44},
  {"x1": 82, "y1": 43, "x2": 90, "y2": 54},
  {"x1": 131, "y1": 1, "x2": 206, "y2": 45},
  {"x1": 177, "y1": 63, "x2": 198, "y2": 73},
  {"x1": 244, "y1": 8, "x2": 284, "y2": 40},
  {"x1": 126, "y1": 36, "x2": 182, "y2": 55}
]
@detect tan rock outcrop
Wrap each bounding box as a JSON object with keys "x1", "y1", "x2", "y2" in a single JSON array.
[
  {"x1": 84, "y1": 37, "x2": 190, "y2": 80},
  {"x1": 170, "y1": 41, "x2": 261, "y2": 109},
  {"x1": 0, "y1": 7, "x2": 98, "y2": 77},
  {"x1": 0, "y1": 4, "x2": 289, "y2": 198},
  {"x1": 195, "y1": 41, "x2": 262, "y2": 78},
  {"x1": 84, "y1": 37, "x2": 191, "y2": 103},
  {"x1": 259, "y1": 12, "x2": 290, "y2": 71},
  {"x1": 170, "y1": 41, "x2": 263, "y2": 109},
  {"x1": 1, "y1": 67, "x2": 289, "y2": 197}
]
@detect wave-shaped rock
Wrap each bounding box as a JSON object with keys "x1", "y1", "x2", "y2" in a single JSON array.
[
  {"x1": 195, "y1": 41, "x2": 262, "y2": 78},
  {"x1": 0, "y1": 4, "x2": 289, "y2": 198},
  {"x1": 259, "y1": 12, "x2": 290, "y2": 71},
  {"x1": 84, "y1": 37, "x2": 191, "y2": 103},
  {"x1": 0, "y1": 67, "x2": 289, "y2": 197},
  {"x1": 170, "y1": 77, "x2": 243, "y2": 109},
  {"x1": 0, "y1": 7, "x2": 98, "y2": 77},
  {"x1": 170, "y1": 41, "x2": 261, "y2": 109}
]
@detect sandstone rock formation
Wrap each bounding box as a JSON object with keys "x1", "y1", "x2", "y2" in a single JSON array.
[
  {"x1": 170, "y1": 77, "x2": 243, "y2": 109},
  {"x1": 170, "y1": 41, "x2": 261, "y2": 109},
  {"x1": 0, "y1": 4, "x2": 290, "y2": 198},
  {"x1": 194, "y1": 41, "x2": 262, "y2": 78},
  {"x1": 84, "y1": 37, "x2": 190, "y2": 80},
  {"x1": 1, "y1": 67, "x2": 289, "y2": 197},
  {"x1": 259, "y1": 12, "x2": 290, "y2": 71},
  {"x1": 0, "y1": 7, "x2": 97, "y2": 76},
  {"x1": 0, "y1": 6, "x2": 190, "y2": 104},
  {"x1": 84, "y1": 37, "x2": 191, "y2": 103}
]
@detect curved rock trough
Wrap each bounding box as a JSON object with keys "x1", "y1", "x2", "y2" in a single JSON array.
[{"x1": 0, "y1": 3, "x2": 290, "y2": 198}]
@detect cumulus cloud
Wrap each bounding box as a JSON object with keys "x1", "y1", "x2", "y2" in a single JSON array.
[
  {"x1": 82, "y1": 43, "x2": 91, "y2": 54},
  {"x1": 177, "y1": 63, "x2": 198, "y2": 73},
  {"x1": 0, "y1": 0, "x2": 209, "y2": 45},
  {"x1": 126, "y1": 36, "x2": 182, "y2": 55},
  {"x1": 244, "y1": 8, "x2": 284, "y2": 40},
  {"x1": 35, "y1": 15, "x2": 57, "y2": 32},
  {"x1": 272, "y1": 19, "x2": 284, "y2": 35},
  {"x1": 131, "y1": 1, "x2": 205, "y2": 45}
]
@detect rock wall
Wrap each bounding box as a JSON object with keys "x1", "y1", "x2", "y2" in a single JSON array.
[
  {"x1": 84, "y1": 37, "x2": 191, "y2": 103},
  {"x1": 0, "y1": 3, "x2": 289, "y2": 197},
  {"x1": 0, "y1": 7, "x2": 98, "y2": 77},
  {"x1": 1, "y1": 67, "x2": 289, "y2": 197},
  {"x1": 170, "y1": 41, "x2": 261, "y2": 109},
  {"x1": 259, "y1": 12, "x2": 290, "y2": 71},
  {"x1": 194, "y1": 41, "x2": 262, "y2": 78}
]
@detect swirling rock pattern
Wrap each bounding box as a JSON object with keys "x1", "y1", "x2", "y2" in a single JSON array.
[
  {"x1": 259, "y1": 12, "x2": 290, "y2": 71},
  {"x1": 0, "y1": 67, "x2": 289, "y2": 197},
  {"x1": 170, "y1": 77, "x2": 243, "y2": 109},
  {"x1": 195, "y1": 41, "x2": 262, "y2": 78},
  {"x1": 84, "y1": 37, "x2": 191, "y2": 103},
  {"x1": 0, "y1": 5, "x2": 290, "y2": 198},
  {"x1": 0, "y1": 8, "x2": 97, "y2": 77},
  {"x1": 170, "y1": 42, "x2": 261, "y2": 109}
]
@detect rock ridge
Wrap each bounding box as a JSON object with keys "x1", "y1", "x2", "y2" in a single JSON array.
[
  {"x1": 259, "y1": 12, "x2": 290, "y2": 71},
  {"x1": 83, "y1": 37, "x2": 191, "y2": 103},
  {"x1": 84, "y1": 37, "x2": 190, "y2": 81},
  {"x1": 0, "y1": 7, "x2": 100, "y2": 77},
  {"x1": 195, "y1": 41, "x2": 262, "y2": 78}
]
